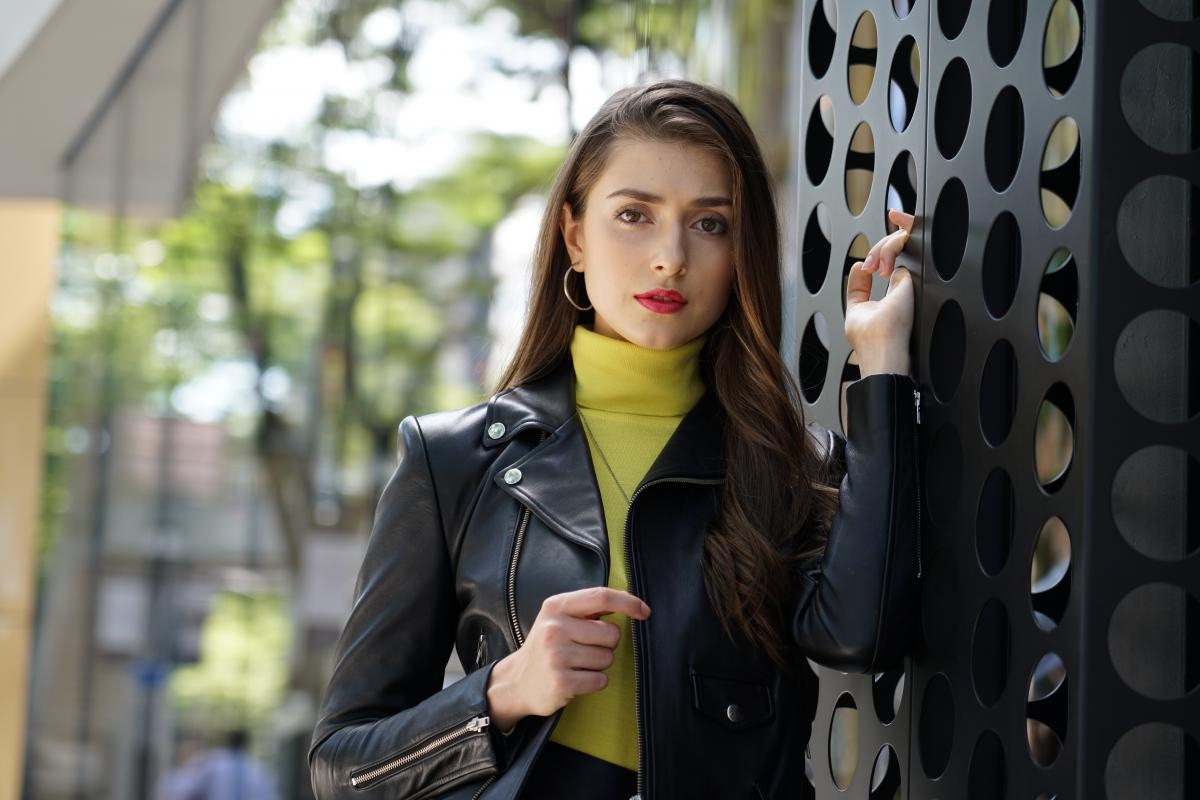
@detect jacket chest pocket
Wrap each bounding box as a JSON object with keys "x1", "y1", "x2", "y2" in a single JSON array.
[{"x1": 690, "y1": 670, "x2": 775, "y2": 730}]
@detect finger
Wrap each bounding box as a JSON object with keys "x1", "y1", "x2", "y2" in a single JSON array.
[
  {"x1": 887, "y1": 208, "x2": 916, "y2": 232},
  {"x1": 883, "y1": 266, "x2": 912, "y2": 298},
  {"x1": 880, "y1": 228, "x2": 910, "y2": 274},
  {"x1": 564, "y1": 643, "x2": 617, "y2": 671},
  {"x1": 551, "y1": 586, "x2": 651, "y2": 620},
  {"x1": 863, "y1": 240, "x2": 884, "y2": 272},
  {"x1": 567, "y1": 669, "x2": 608, "y2": 696},
  {"x1": 846, "y1": 260, "x2": 874, "y2": 308},
  {"x1": 558, "y1": 617, "x2": 622, "y2": 649}
]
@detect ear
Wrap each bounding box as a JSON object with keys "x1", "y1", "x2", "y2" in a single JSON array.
[{"x1": 559, "y1": 202, "x2": 584, "y2": 267}]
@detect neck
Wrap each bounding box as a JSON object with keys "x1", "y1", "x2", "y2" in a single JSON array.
[{"x1": 569, "y1": 324, "x2": 706, "y2": 416}]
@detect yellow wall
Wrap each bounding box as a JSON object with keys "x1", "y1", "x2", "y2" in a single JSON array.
[{"x1": 0, "y1": 199, "x2": 60, "y2": 800}]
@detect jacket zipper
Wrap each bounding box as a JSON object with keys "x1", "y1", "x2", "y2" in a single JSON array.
[
  {"x1": 624, "y1": 475, "x2": 723, "y2": 800},
  {"x1": 349, "y1": 715, "x2": 491, "y2": 789},
  {"x1": 507, "y1": 504, "x2": 533, "y2": 647},
  {"x1": 913, "y1": 387, "x2": 922, "y2": 579},
  {"x1": 506, "y1": 430, "x2": 549, "y2": 648}
]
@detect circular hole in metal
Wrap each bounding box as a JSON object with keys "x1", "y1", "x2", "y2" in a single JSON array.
[
  {"x1": 1043, "y1": 0, "x2": 1083, "y2": 97},
  {"x1": 893, "y1": 0, "x2": 917, "y2": 19},
  {"x1": 802, "y1": 203, "x2": 833, "y2": 295},
  {"x1": 889, "y1": 36, "x2": 921, "y2": 133},
  {"x1": 1112, "y1": 446, "x2": 1200, "y2": 562},
  {"x1": 979, "y1": 339, "x2": 1018, "y2": 446},
  {"x1": 1117, "y1": 175, "x2": 1199, "y2": 289},
  {"x1": 932, "y1": 178, "x2": 969, "y2": 280},
  {"x1": 976, "y1": 467, "x2": 1014, "y2": 576},
  {"x1": 809, "y1": 0, "x2": 839, "y2": 79},
  {"x1": 988, "y1": 0, "x2": 1026, "y2": 67},
  {"x1": 845, "y1": 122, "x2": 876, "y2": 216},
  {"x1": 967, "y1": 730, "x2": 1006, "y2": 800},
  {"x1": 885, "y1": 151, "x2": 918, "y2": 233},
  {"x1": 939, "y1": 0, "x2": 971, "y2": 39},
  {"x1": 919, "y1": 673, "x2": 955, "y2": 779},
  {"x1": 935, "y1": 58, "x2": 972, "y2": 159},
  {"x1": 1138, "y1": 0, "x2": 1200, "y2": 19},
  {"x1": 971, "y1": 599, "x2": 1010, "y2": 708},
  {"x1": 1106, "y1": 723, "x2": 1200, "y2": 800},
  {"x1": 1115, "y1": 310, "x2": 1200, "y2": 424},
  {"x1": 799, "y1": 311, "x2": 831, "y2": 404},
  {"x1": 1026, "y1": 652, "x2": 1068, "y2": 767},
  {"x1": 1040, "y1": 117, "x2": 1081, "y2": 229},
  {"x1": 1109, "y1": 583, "x2": 1200, "y2": 700},
  {"x1": 1034, "y1": 382, "x2": 1074, "y2": 493},
  {"x1": 985, "y1": 86, "x2": 1024, "y2": 192},
  {"x1": 830, "y1": 692, "x2": 860, "y2": 790},
  {"x1": 869, "y1": 744, "x2": 902, "y2": 800},
  {"x1": 841, "y1": 233, "x2": 872, "y2": 317},
  {"x1": 1037, "y1": 248, "x2": 1077, "y2": 363},
  {"x1": 805, "y1": 96, "x2": 836, "y2": 186},
  {"x1": 849, "y1": 12, "x2": 879, "y2": 105},
  {"x1": 1121, "y1": 44, "x2": 1199, "y2": 155},
  {"x1": 982, "y1": 212, "x2": 1021, "y2": 319},
  {"x1": 1031, "y1": 515, "x2": 1071, "y2": 631},
  {"x1": 873, "y1": 668, "x2": 905, "y2": 725},
  {"x1": 930, "y1": 299, "x2": 966, "y2": 402}
]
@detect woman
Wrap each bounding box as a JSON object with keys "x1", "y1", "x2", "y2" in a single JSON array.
[{"x1": 309, "y1": 79, "x2": 919, "y2": 800}]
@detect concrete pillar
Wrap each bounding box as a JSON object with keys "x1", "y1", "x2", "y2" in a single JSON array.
[{"x1": 0, "y1": 199, "x2": 60, "y2": 800}]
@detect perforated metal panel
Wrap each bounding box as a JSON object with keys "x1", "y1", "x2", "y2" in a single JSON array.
[{"x1": 792, "y1": 1, "x2": 1199, "y2": 797}]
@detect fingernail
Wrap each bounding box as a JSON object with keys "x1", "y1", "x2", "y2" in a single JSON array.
[
  {"x1": 641, "y1": 602, "x2": 651, "y2": 616},
  {"x1": 864, "y1": 254, "x2": 877, "y2": 271}
]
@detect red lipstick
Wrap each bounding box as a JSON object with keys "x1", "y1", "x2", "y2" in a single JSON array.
[{"x1": 634, "y1": 289, "x2": 688, "y2": 314}]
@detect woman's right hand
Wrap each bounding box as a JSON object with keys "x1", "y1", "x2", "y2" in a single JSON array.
[{"x1": 485, "y1": 586, "x2": 651, "y2": 732}]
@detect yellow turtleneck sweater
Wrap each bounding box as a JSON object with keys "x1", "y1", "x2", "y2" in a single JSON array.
[{"x1": 547, "y1": 324, "x2": 707, "y2": 770}]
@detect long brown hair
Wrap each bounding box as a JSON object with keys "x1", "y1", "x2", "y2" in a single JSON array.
[{"x1": 495, "y1": 79, "x2": 839, "y2": 669}]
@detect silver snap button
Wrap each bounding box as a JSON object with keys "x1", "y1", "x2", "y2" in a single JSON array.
[
  {"x1": 503, "y1": 468, "x2": 522, "y2": 485},
  {"x1": 487, "y1": 421, "x2": 506, "y2": 439},
  {"x1": 726, "y1": 703, "x2": 743, "y2": 723}
]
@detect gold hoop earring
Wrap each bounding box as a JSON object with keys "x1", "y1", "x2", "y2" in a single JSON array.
[{"x1": 562, "y1": 264, "x2": 592, "y2": 311}]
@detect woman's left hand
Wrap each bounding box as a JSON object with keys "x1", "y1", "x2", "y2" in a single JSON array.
[{"x1": 845, "y1": 208, "x2": 916, "y2": 377}]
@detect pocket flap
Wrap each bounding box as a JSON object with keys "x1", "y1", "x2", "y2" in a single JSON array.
[{"x1": 691, "y1": 670, "x2": 774, "y2": 730}]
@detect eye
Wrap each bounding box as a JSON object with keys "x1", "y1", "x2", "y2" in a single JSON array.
[
  {"x1": 696, "y1": 216, "x2": 727, "y2": 235},
  {"x1": 617, "y1": 207, "x2": 647, "y2": 224}
]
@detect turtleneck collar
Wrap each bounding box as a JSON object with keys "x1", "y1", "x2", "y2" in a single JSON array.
[{"x1": 569, "y1": 324, "x2": 706, "y2": 416}]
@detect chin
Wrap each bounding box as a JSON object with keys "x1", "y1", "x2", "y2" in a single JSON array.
[{"x1": 625, "y1": 327, "x2": 696, "y2": 351}]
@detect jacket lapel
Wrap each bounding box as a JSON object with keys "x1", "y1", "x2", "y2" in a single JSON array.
[{"x1": 496, "y1": 411, "x2": 610, "y2": 561}]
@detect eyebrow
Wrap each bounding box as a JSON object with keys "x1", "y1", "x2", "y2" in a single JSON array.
[{"x1": 605, "y1": 188, "x2": 732, "y2": 208}]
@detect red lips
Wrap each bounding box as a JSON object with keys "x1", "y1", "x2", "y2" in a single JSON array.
[
  {"x1": 634, "y1": 289, "x2": 688, "y2": 315},
  {"x1": 634, "y1": 289, "x2": 687, "y2": 304}
]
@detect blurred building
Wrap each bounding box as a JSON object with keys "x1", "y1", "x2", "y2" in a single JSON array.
[{"x1": 0, "y1": 2, "x2": 280, "y2": 799}]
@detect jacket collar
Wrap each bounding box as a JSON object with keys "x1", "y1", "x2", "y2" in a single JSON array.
[
  {"x1": 485, "y1": 355, "x2": 726, "y2": 565},
  {"x1": 484, "y1": 354, "x2": 727, "y2": 482}
]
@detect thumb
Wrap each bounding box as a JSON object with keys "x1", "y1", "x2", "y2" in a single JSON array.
[{"x1": 887, "y1": 266, "x2": 915, "y2": 294}]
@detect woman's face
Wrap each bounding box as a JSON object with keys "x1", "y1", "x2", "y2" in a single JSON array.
[{"x1": 560, "y1": 137, "x2": 736, "y2": 350}]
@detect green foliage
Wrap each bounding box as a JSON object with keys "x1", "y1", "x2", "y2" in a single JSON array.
[{"x1": 168, "y1": 592, "x2": 292, "y2": 735}]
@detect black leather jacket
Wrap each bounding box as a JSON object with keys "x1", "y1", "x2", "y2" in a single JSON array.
[{"x1": 309, "y1": 358, "x2": 921, "y2": 800}]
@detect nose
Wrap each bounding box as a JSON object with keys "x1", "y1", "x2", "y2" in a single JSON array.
[{"x1": 653, "y1": 222, "x2": 687, "y2": 275}]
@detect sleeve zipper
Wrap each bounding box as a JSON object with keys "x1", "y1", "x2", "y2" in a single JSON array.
[{"x1": 349, "y1": 715, "x2": 491, "y2": 790}]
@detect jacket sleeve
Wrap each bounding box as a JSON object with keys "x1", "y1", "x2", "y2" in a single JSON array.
[
  {"x1": 309, "y1": 415, "x2": 506, "y2": 799},
  {"x1": 789, "y1": 372, "x2": 921, "y2": 674}
]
